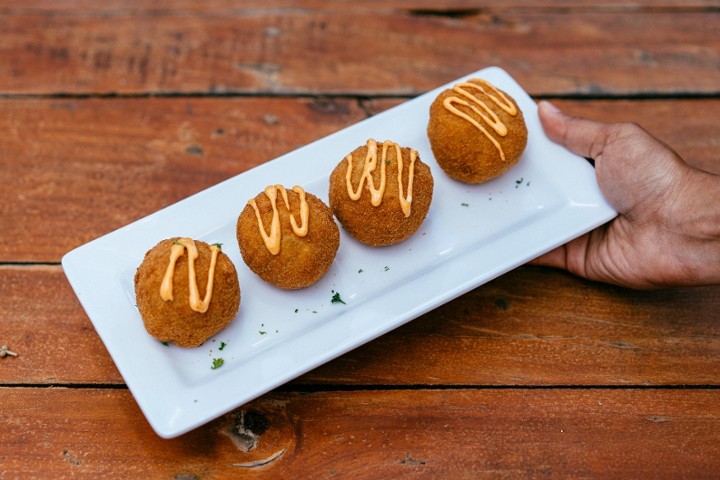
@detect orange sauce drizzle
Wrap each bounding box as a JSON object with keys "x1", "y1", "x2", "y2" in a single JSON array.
[
  {"x1": 345, "y1": 139, "x2": 417, "y2": 218},
  {"x1": 248, "y1": 185, "x2": 309, "y2": 255},
  {"x1": 442, "y1": 79, "x2": 518, "y2": 162},
  {"x1": 160, "y1": 238, "x2": 220, "y2": 313}
]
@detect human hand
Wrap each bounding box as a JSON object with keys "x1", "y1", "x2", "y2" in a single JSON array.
[{"x1": 532, "y1": 101, "x2": 720, "y2": 289}]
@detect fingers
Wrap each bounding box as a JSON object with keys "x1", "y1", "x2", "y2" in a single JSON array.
[
  {"x1": 528, "y1": 231, "x2": 597, "y2": 283},
  {"x1": 538, "y1": 101, "x2": 613, "y2": 160},
  {"x1": 528, "y1": 245, "x2": 569, "y2": 270}
]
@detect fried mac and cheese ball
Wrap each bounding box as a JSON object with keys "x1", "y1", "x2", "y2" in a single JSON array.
[
  {"x1": 329, "y1": 139, "x2": 433, "y2": 247},
  {"x1": 134, "y1": 237, "x2": 240, "y2": 348},
  {"x1": 236, "y1": 185, "x2": 339, "y2": 289},
  {"x1": 427, "y1": 78, "x2": 527, "y2": 184}
]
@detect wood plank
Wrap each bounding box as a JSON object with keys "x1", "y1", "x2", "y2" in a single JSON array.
[
  {"x1": 0, "y1": 265, "x2": 122, "y2": 385},
  {"x1": 2, "y1": 2, "x2": 717, "y2": 476},
  {"x1": 1, "y1": 387, "x2": 719, "y2": 478},
  {"x1": 556, "y1": 100, "x2": 720, "y2": 174},
  {"x1": 0, "y1": 10, "x2": 717, "y2": 95},
  {"x1": 2, "y1": 0, "x2": 717, "y2": 11},
  {"x1": 0, "y1": 97, "x2": 366, "y2": 262},
  {"x1": 303, "y1": 267, "x2": 720, "y2": 386},
  {"x1": 1, "y1": 98, "x2": 717, "y2": 262},
  {"x1": 2, "y1": 265, "x2": 718, "y2": 386},
  {"x1": 549, "y1": 99, "x2": 720, "y2": 176},
  {"x1": 364, "y1": 98, "x2": 720, "y2": 174}
]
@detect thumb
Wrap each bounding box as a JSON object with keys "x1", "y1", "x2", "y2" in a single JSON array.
[{"x1": 537, "y1": 101, "x2": 613, "y2": 161}]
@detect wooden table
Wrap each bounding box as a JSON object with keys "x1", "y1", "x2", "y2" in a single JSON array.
[{"x1": 2, "y1": 1, "x2": 719, "y2": 477}]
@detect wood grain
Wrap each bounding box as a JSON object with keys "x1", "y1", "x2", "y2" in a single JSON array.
[
  {"x1": 0, "y1": 97, "x2": 365, "y2": 262},
  {"x1": 0, "y1": 265, "x2": 120, "y2": 385},
  {"x1": 1, "y1": 99, "x2": 717, "y2": 262},
  {"x1": 2, "y1": 265, "x2": 718, "y2": 386},
  {"x1": 303, "y1": 267, "x2": 720, "y2": 386},
  {"x1": 364, "y1": 98, "x2": 720, "y2": 174},
  {"x1": 1, "y1": 387, "x2": 719, "y2": 478},
  {"x1": 1, "y1": 1, "x2": 718, "y2": 475},
  {"x1": 0, "y1": 9, "x2": 717, "y2": 95},
  {"x1": 2, "y1": 0, "x2": 717, "y2": 10}
]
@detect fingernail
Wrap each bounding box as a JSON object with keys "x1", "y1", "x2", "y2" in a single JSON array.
[{"x1": 539, "y1": 100, "x2": 561, "y2": 114}]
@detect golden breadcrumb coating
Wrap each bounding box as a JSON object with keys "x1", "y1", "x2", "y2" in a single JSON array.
[
  {"x1": 329, "y1": 140, "x2": 433, "y2": 247},
  {"x1": 427, "y1": 79, "x2": 527, "y2": 184},
  {"x1": 237, "y1": 187, "x2": 339, "y2": 289},
  {"x1": 134, "y1": 237, "x2": 240, "y2": 348}
]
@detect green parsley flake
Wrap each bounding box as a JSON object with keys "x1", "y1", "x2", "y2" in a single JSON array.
[
  {"x1": 219, "y1": 341, "x2": 227, "y2": 351},
  {"x1": 259, "y1": 331, "x2": 267, "y2": 335},
  {"x1": 331, "y1": 290, "x2": 346, "y2": 305},
  {"x1": 461, "y1": 202, "x2": 469, "y2": 207},
  {"x1": 384, "y1": 266, "x2": 390, "y2": 272},
  {"x1": 211, "y1": 358, "x2": 224, "y2": 370}
]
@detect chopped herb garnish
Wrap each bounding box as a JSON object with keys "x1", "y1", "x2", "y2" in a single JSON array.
[
  {"x1": 358, "y1": 269, "x2": 363, "y2": 274},
  {"x1": 331, "y1": 290, "x2": 346, "y2": 305},
  {"x1": 160, "y1": 341, "x2": 170, "y2": 347},
  {"x1": 384, "y1": 266, "x2": 390, "y2": 272},
  {"x1": 212, "y1": 242, "x2": 223, "y2": 249},
  {"x1": 211, "y1": 358, "x2": 224, "y2": 370},
  {"x1": 219, "y1": 341, "x2": 227, "y2": 351},
  {"x1": 259, "y1": 331, "x2": 267, "y2": 335},
  {"x1": 461, "y1": 202, "x2": 469, "y2": 207},
  {"x1": 294, "y1": 308, "x2": 299, "y2": 313}
]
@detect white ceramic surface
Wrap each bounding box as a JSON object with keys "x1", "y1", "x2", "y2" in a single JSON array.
[{"x1": 63, "y1": 67, "x2": 616, "y2": 438}]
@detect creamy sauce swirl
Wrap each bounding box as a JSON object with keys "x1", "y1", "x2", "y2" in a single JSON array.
[
  {"x1": 442, "y1": 79, "x2": 518, "y2": 162},
  {"x1": 160, "y1": 238, "x2": 220, "y2": 313},
  {"x1": 345, "y1": 139, "x2": 417, "y2": 218},
  {"x1": 248, "y1": 185, "x2": 309, "y2": 255}
]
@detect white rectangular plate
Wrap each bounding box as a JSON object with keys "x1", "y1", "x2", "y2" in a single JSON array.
[{"x1": 63, "y1": 67, "x2": 616, "y2": 438}]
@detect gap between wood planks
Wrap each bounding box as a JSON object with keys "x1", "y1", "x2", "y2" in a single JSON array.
[
  {"x1": 2, "y1": 383, "x2": 719, "y2": 390},
  {"x1": 1, "y1": 91, "x2": 719, "y2": 101},
  {"x1": 1, "y1": 2, "x2": 718, "y2": 16}
]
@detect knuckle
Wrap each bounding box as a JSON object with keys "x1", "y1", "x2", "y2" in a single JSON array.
[{"x1": 614, "y1": 121, "x2": 646, "y2": 139}]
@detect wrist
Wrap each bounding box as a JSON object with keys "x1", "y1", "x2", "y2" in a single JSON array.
[
  {"x1": 680, "y1": 168, "x2": 720, "y2": 240},
  {"x1": 670, "y1": 166, "x2": 720, "y2": 285}
]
